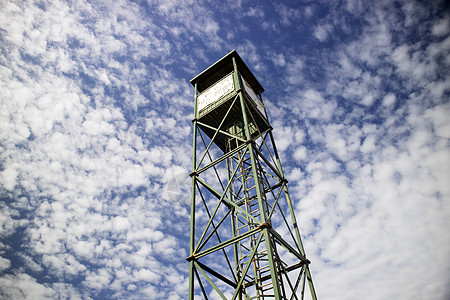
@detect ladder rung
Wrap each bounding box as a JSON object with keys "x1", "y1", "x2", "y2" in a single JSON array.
[
  {"x1": 257, "y1": 265, "x2": 270, "y2": 272},
  {"x1": 237, "y1": 223, "x2": 252, "y2": 230},
  {"x1": 243, "y1": 165, "x2": 252, "y2": 171},
  {"x1": 259, "y1": 269, "x2": 271, "y2": 276},
  {"x1": 259, "y1": 271, "x2": 271, "y2": 279},
  {"x1": 260, "y1": 281, "x2": 273, "y2": 289},
  {"x1": 245, "y1": 185, "x2": 256, "y2": 191}
]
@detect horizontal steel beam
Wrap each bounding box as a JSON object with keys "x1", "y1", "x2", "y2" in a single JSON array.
[
  {"x1": 244, "y1": 261, "x2": 306, "y2": 288},
  {"x1": 193, "y1": 226, "x2": 262, "y2": 259}
]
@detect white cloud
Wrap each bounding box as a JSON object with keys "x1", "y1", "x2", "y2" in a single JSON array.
[
  {"x1": 272, "y1": 124, "x2": 294, "y2": 152},
  {"x1": 126, "y1": 228, "x2": 164, "y2": 242},
  {"x1": 345, "y1": 0, "x2": 369, "y2": 15},
  {"x1": 313, "y1": 24, "x2": 331, "y2": 42},
  {"x1": 112, "y1": 216, "x2": 131, "y2": 232},
  {"x1": 293, "y1": 146, "x2": 307, "y2": 161},
  {"x1": 72, "y1": 241, "x2": 96, "y2": 258},
  {"x1": 0, "y1": 0, "x2": 191, "y2": 297},
  {"x1": 84, "y1": 269, "x2": 112, "y2": 290},
  {"x1": 382, "y1": 93, "x2": 396, "y2": 106},
  {"x1": 0, "y1": 167, "x2": 18, "y2": 191},
  {"x1": 360, "y1": 135, "x2": 376, "y2": 153},
  {"x1": 432, "y1": 16, "x2": 450, "y2": 37},
  {"x1": 0, "y1": 0, "x2": 449, "y2": 299},
  {"x1": 0, "y1": 256, "x2": 11, "y2": 272},
  {"x1": 271, "y1": 52, "x2": 286, "y2": 67},
  {"x1": 274, "y1": 3, "x2": 301, "y2": 26},
  {"x1": 134, "y1": 268, "x2": 159, "y2": 283},
  {"x1": 153, "y1": 236, "x2": 178, "y2": 257},
  {"x1": 285, "y1": 56, "x2": 303, "y2": 85},
  {"x1": 0, "y1": 273, "x2": 58, "y2": 299}
]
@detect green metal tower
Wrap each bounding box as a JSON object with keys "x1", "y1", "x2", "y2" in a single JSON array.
[{"x1": 188, "y1": 50, "x2": 318, "y2": 299}]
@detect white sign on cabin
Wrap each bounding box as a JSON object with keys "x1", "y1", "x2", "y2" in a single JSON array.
[
  {"x1": 242, "y1": 77, "x2": 265, "y2": 116},
  {"x1": 197, "y1": 73, "x2": 234, "y2": 114}
]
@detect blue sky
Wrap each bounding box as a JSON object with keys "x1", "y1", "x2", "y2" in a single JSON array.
[{"x1": 0, "y1": 0, "x2": 449, "y2": 299}]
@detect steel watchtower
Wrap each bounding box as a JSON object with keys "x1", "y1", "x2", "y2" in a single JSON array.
[{"x1": 187, "y1": 50, "x2": 317, "y2": 299}]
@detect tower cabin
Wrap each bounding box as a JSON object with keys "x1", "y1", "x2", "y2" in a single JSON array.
[{"x1": 190, "y1": 50, "x2": 270, "y2": 152}]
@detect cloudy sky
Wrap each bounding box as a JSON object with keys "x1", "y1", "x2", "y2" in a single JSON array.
[{"x1": 1, "y1": 0, "x2": 449, "y2": 299}]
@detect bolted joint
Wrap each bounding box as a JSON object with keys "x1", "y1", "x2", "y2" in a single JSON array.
[
  {"x1": 191, "y1": 118, "x2": 198, "y2": 123},
  {"x1": 257, "y1": 222, "x2": 271, "y2": 230},
  {"x1": 245, "y1": 139, "x2": 255, "y2": 146},
  {"x1": 189, "y1": 171, "x2": 198, "y2": 177},
  {"x1": 186, "y1": 255, "x2": 196, "y2": 262},
  {"x1": 281, "y1": 178, "x2": 289, "y2": 184}
]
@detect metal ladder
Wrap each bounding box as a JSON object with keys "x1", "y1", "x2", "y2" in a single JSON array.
[{"x1": 234, "y1": 149, "x2": 287, "y2": 299}]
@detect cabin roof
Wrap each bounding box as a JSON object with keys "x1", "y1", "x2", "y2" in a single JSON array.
[{"x1": 190, "y1": 50, "x2": 264, "y2": 94}]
